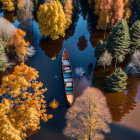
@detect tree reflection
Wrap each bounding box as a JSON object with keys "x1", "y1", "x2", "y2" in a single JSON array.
[
  {"x1": 40, "y1": 37, "x2": 63, "y2": 60},
  {"x1": 4, "y1": 11, "x2": 16, "y2": 23},
  {"x1": 93, "y1": 65, "x2": 139, "y2": 122},
  {"x1": 63, "y1": 87, "x2": 111, "y2": 140},
  {"x1": 77, "y1": 35, "x2": 87, "y2": 51},
  {"x1": 79, "y1": 0, "x2": 89, "y2": 20},
  {"x1": 89, "y1": 31, "x2": 109, "y2": 48}
]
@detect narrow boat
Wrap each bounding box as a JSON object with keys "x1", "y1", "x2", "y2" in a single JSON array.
[{"x1": 62, "y1": 49, "x2": 74, "y2": 106}]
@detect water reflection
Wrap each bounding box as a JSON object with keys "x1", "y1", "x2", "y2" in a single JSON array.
[
  {"x1": 4, "y1": 11, "x2": 16, "y2": 23},
  {"x1": 89, "y1": 31, "x2": 109, "y2": 48},
  {"x1": 77, "y1": 35, "x2": 87, "y2": 51},
  {"x1": 93, "y1": 65, "x2": 139, "y2": 122},
  {"x1": 40, "y1": 37, "x2": 63, "y2": 60},
  {"x1": 63, "y1": 86, "x2": 111, "y2": 140}
]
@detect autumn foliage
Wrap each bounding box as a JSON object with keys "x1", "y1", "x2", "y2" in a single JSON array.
[
  {"x1": 0, "y1": 0, "x2": 15, "y2": 11},
  {"x1": 64, "y1": 0, "x2": 73, "y2": 28},
  {"x1": 37, "y1": 0, "x2": 66, "y2": 40},
  {"x1": 111, "y1": 0, "x2": 124, "y2": 27},
  {"x1": 96, "y1": 0, "x2": 112, "y2": 30},
  {"x1": 0, "y1": 63, "x2": 52, "y2": 139},
  {"x1": 13, "y1": 29, "x2": 29, "y2": 60}
]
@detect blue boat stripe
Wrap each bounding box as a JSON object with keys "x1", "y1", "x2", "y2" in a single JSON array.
[{"x1": 66, "y1": 91, "x2": 73, "y2": 94}]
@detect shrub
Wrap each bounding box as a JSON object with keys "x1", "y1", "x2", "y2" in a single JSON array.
[{"x1": 98, "y1": 50, "x2": 112, "y2": 69}]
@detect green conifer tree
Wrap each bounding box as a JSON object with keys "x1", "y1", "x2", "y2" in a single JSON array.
[
  {"x1": 130, "y1": 20, "x2": 140, "y2": 52},
  {"x1": 106, "y1": 68, "x2": 128, "y2": 92},
  {"x1": 107, "y1": 19, "x2": 131, "y2": 57},
  {"x1": 94, "y1": 40, "x2": 106, "y2": 60}
]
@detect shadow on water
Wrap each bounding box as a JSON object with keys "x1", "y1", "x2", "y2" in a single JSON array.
[
  {"x1": 105, "y1": 123, "x2": 140, "y2": 140},
  {"x1": 93, "y1": 64, "x2": 140, "y2": 122}
]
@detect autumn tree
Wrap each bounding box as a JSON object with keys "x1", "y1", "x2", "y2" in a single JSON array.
[
  {"x1": 130, "y1": 20, "x2": 140, "y2": 52},
  {"x1": 64, "y1": 0, "x2": 73, "y2": 28},
  {"x1": 37, "y1": 0, "x2": 67, "y2": 40},
  {"x1": 111, "y1": 0, "x2": 124, "y2": 27},
  {"x1": 0, "y1": 63, "x2": 52, "y2": 139},
  {"x1": 0, "y1": 17, "x2": 17, "y2": 42},
  {"x1": 123, "y1": 0, "x2": 134, "y2": 21},
  {"x1": 63, "y1": 87, "x2": 111, "y2": 140},
  {"x1": 17, "y1": 0, "x2": 34, "y2": 29},
  {"x1": 0, "y1": 0, "x2": 15, "y2": 11},
  {"x1": 107, "y1": 19, "x2": 131, "y2": 58},
  {"x1": 97, "y1": 50, "x2": 112, "y2": 69},
  {"x1": 107, "y1": 68, "x2": 128, "y2": 92},
  {"x1": 13, "y1": 29, "x2": 29, "y2": 61},
  {"x1": 96, "y1": 0, "x2": 112, "y2": 30}
]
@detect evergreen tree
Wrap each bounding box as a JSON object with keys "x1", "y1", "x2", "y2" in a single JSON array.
[
  {"x1": 94, "y1": 40, "x2": 106, "y2": 60},
  {"x1": 106, "y1": 68, "x2": 128, "y2": 92},
  {"x1": 130, "y1": 20, "x2": 140, "y2": 52},
  {"x1": 107, "y1": 19, "x2": 131, "y2": 58}
]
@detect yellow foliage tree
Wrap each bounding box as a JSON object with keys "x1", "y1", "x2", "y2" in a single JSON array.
[
  {"x1": 37, "y1": 0, "x2": 67, "y2": 40},
  {"x1": 13, "y1": 29, "x2": 29, "y2": 61},
  {"x1": 0, "y1": 63, "x2": 52, "y2": 139},
  {"x1": 0, "y1": 0, "x2": 15, "y2": 11},
  {"x1": 64, "y1": 0, "x2": 73, "y2": 28}
]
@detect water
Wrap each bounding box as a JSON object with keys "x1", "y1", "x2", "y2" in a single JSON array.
[{"x1": 0, "y1": 0, "x2": 140, "y2": 139}]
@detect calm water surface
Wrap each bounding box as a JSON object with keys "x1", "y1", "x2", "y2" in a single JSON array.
[{"x1": 0, "y1": 0, "x2": 140, "y2": 139}]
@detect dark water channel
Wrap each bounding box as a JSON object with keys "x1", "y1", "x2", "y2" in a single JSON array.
[{"x1": 0, "y1": 0, "x2": 140, "y2": 139}]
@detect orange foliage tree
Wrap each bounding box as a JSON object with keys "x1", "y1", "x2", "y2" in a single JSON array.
[
  {"x1": 0, "y1": 63, "x2": 52, "y2": 139},
  {"x1": 111, "y1": 0, "x2": 124, "y2": 27},
  {"x1": 96, "y1": 0, "x2": 113, "y2": 30},
  {"x1": 13, "y1": 29, "x2": 29, "y2": 61},
  {"x1": 64, "y1": 0, "x2": 73, "y2": 28}
]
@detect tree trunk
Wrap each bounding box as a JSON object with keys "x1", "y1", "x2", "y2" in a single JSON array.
[{"x1": 104, "y1": 22, "x2": 107, "y2": 39}]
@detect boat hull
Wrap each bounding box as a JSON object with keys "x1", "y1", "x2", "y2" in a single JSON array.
[{"x1": 62, "y1": 49, "x2": 74, "y2": 106}]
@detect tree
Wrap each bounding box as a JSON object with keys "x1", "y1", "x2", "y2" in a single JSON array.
[
  {"x1": 0, "y1": 17, "x2": 17, "y2": 42},
  {"x1": 130, "y1": 20, "x2": 140, "y2": 52},
  {"x1": 17, "y1": 0, "x2": 34, "y2": 29},
  {"x1": 127, "y1": 50, "x2": 140, "y2": 76},
  {"x1": 106, "y1": 68, "x2": 128, "y2": 92},
  {"x1": 12, "y1": 29, "x2": 29, "y2": 61},
  {"x1": 0, "y1": 0, "x2": 15, "y2": 11},
  {"x1": 107, "y1": 19, "x2": 131, "y2": 58},
  {"x1": 94, "y1": 40, "x2": 106, "y2": 60},
  {"x1": 0, "y1": 38, "x2": 8, "y2": 72},
  {"x1": 37, "y1": 0, "x2": 67, "y2": 40},
  {"x1": 0, "y1": 63, "x2": 52, "y2": 139},
  {"x1": 63, "y1": 87, "x2": 111, "y2": 140},
  {"x1": 96, "y1": 0, "x2": 112, "y2": 30},
  {"x1": 64, "y1": 0, "x2": 73, "y2": 28},
  {"x1": 111, "y1": 0, "x2": 124, "y2": 27},
  {"x1": 98, "y1": 50, "x2": 112, "y2": 69}
]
